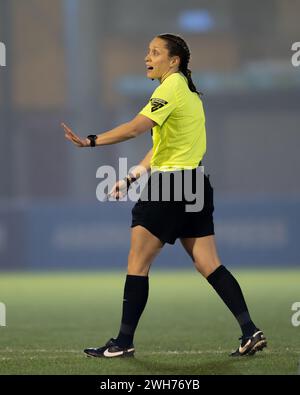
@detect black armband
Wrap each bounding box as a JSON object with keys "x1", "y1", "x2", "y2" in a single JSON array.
[
  {"x1": 124, "y1": 173, "x2": 137, "y2": 190},
  {"x1": 87, "y1": 134, "x2": 97, "y2": 147}
]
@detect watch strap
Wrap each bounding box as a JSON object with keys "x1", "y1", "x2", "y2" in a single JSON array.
[{"x1": 87, "y1": 134, "x2": 97, "y2": 147}]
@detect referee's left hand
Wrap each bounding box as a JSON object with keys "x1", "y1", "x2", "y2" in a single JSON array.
[
  {"x1": 62, "y1": 123, "x2": 90, "y2": 147},
  {"x1": 109, "y1": 179, "x2": 128, "y2": 200}
]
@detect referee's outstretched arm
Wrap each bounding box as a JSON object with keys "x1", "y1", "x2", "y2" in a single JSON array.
[{"x1": 61, "y1": 115, "x2": 156, "y2": 147}]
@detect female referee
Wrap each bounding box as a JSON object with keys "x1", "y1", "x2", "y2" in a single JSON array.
[{"x1": 62, "y1": 33, "x2": 267, "y2": 358}]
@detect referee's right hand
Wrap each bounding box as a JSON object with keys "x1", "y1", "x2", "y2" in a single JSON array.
[{"x1": 62, "y1": 123, "x2": 90, "y2": 147}]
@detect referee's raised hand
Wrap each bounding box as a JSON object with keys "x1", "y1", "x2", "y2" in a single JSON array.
[{"x1": 62, "y1": 122, "x2": 90, "y2": 147}]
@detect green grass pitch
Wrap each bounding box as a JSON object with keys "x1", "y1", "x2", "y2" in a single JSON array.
[{"x1": 0, "y1": 270, "x2": 299, "y2": 375}]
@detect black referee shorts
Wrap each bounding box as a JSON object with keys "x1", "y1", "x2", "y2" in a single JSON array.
[{"x1": 131, "y1": 168, "x2": 214, "y2": 245}]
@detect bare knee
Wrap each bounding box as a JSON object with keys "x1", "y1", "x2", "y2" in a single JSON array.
[
  {"x1": 181, "y1": 236, "x2": 221, "y2": 278},
  {"x1": 194, "y1": 256, "x2": 221, "y2": 278}
]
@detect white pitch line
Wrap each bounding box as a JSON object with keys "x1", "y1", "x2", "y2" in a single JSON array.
[
  {"x1": 0, "y1": 349, "x2": 228, "y2": 354},
  {"x1": 0, "y1": 349, "x2": 299, "y2": 356}
]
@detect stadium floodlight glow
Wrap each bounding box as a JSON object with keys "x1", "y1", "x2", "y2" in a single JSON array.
[
  {"x1": 0, "y1": 42, "x2": 6, "y2": 67},
  {"x1": 0, "y1": 302, "x2": 6, "y2": 327},
  {"x1": 178, "y1": 10, "x2": 215, "y2": 33}
]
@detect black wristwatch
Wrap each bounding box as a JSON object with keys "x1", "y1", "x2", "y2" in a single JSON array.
[{"x1": 87, "y1": 134, "x2": 97, "y2": 147}]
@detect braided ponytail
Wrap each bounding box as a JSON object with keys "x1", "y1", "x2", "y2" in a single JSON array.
[
  {"x1": 181, "y1": 68, "x2": 201, "y2": 96},
  {"x1": 158, "y1": 33, "x2": 202, "y2": 97}
]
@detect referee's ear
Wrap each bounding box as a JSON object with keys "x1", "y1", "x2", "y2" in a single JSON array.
[{"x1": 170, "y1": 55, "x2": 180, "y2": 68}]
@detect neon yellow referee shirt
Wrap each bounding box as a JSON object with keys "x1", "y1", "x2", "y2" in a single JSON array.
[{"x1": 139, "y1": 72, "x2": 206, "y2": 172}]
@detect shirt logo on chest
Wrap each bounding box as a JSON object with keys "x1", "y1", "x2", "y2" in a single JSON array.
[{"x1": 150, "y1": 98, "x2": 168, "y2": 112}]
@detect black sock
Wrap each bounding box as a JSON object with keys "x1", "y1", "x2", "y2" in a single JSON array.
[
  {"x1": 115, "y1": 274, "x2": 149, "y2": 348},
  {"x1": 207, "y1": 265, "x2": 257, "y2": 337}
]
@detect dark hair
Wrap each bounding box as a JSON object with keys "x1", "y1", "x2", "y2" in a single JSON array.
[{"x1": 157, "y1": 33, "x2": 202, "y2": 96}]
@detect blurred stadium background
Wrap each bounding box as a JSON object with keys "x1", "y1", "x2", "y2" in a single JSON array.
[
  {"x1": 0, "y1": 0, "x2": 299, "y2": 270},
  {"x1": 1, "y1": 0, "x2": 300, "y2": 376}
]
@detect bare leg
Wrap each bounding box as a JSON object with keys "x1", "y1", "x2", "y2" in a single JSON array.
[
  {"x1": 180, "y1": 235, "x2": 261, "y2": 347},
  {"x1": 83, "y1": 225, "x2": 164, "y2": 357},
  {"x1": 180, "y1": 235, "x2": 221, "y2": 278},
  {"x1": 127, "y1": 225, "x2": 164, "y2": 276},
  {"x1": 115, "y1": 225, "x2": 164, "y2": 347}
]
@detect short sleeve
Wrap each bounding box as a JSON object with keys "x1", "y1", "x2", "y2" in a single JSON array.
[{"x1": 139, "y1": 80, "x2": 177, "y2": 126}]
